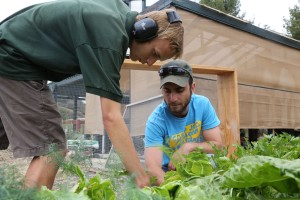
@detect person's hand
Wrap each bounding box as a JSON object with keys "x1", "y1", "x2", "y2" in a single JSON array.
[
  {"x1": 134, "y1": 171, "x2": 150, "y2": 188},
  {"x1": 168, "y1": 161, "x2": 176, "y2": 171},
  {"x1": 178, "y1": 142, "x2": 195, "y2": 155},
  {"x1": 171, "y1": 143, "x2": 195, "y2": 166}
]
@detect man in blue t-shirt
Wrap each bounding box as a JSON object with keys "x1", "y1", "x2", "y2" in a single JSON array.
[{"x1": 144, "y1": 60, "x2": 223, "y2": 185}]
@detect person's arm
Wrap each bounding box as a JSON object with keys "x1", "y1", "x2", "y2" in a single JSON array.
[
  {"x1": 175, "y1": 126, "x2": 222, "y2": 153},
  {"x1": 144, "y1": 147, "x2": 165, "y2": 186},
  {"x1": 100, "y1": 97, "x2": 150, "y2": 188},
  {"x1": 169, "y1": 126, "x2": 223, "y2": 170},
  {"x1": 202, "y1": 126, "x2": 223, "y2": 151}
]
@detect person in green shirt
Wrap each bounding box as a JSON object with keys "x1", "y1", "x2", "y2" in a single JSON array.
[{"x1": 0, "y1": 0, "x2": 184, "y2": 189}]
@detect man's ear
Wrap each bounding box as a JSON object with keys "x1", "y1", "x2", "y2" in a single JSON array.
[{"x1": 191, "y1": 82, "x2": 196, "y2": 93}]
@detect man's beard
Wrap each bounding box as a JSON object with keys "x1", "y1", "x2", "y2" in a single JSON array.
[{"x1": 166, "y1": 90, "x2": 192, "y2": 118}]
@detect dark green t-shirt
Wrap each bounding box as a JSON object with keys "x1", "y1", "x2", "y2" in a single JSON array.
[{"x1": 0, "y1": 0, "x2": 138, "y2": 102}]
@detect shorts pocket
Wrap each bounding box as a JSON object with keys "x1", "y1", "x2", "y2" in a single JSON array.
[{"x1": 28, "y1": 80, "x2": 46, "y2": 91}]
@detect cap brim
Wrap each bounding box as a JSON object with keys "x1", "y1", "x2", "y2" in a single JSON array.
[{"x1": 160, "y1": 75, "x2": 189, "y2": 88}]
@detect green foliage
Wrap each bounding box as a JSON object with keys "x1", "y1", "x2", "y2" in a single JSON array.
[
  {"x1": 200, "y1": 0, "x2": 245, "y2": 18},
  {"x1": 0, "y1": 165, "x2": 40, "y2": 200},
  {"x1": 0, "y1": 144, "x2": 118, "y2": 200},
  {"x1": 48, "y1": 143, "x2": 92, "y2": 178},
  {"x1": 233, "y1": 133, "x2": 300, "y2": 159},
  {"x1": 174, "y1": 175, "x2": 228, "y2": 200},
  {"x1": 284, "y1": 3, "x2": 300, "y2": 40},
  {"x1": 138, "y1": 134, "x2": 300, "y2": 199},
  {"x1": 38, "y1": 186, "x2": 90, "y2": 200},
  {"x1": 175, "y1": 148, "x2": 213, "y2": 178},
  {"x1": 38, "y1": 165, "x2": 116, "y2": 200},
  {"x1": 1, "y1": 134, "x2": 299, "y2": 199},
  {"x1": 74, "y1": 171, "x2": 116, "y2": 200},
  {"x1": 221, "y1": 156, "x2": 300, "y2": 192}
]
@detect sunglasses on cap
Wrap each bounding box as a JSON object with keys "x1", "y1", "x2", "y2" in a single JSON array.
[{"x1": 159, "y1": 66, "x2": 190, "y2": 77}]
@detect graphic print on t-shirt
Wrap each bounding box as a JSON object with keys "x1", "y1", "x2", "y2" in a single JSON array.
[{"x1": 169, "y1": 120, "x2": 202, "y2": 149}]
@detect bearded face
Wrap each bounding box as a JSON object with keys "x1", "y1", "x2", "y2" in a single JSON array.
[{"x1": 162, "y1": 82, "x2": 194, "y2": 118}]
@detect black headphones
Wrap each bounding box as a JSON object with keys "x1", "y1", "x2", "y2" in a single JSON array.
[{"x1": 132, "y1": 10, "x2": 182, "y2": 42}]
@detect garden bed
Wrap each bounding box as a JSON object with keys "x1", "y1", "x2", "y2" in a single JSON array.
[{"x1": 1, "y1": 133, "x2": 300, "y2": 200}]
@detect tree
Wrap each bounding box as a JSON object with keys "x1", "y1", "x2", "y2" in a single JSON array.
[
  {"x1": 200, "y1": 0, "x2": 245, "y2": 18},
  {"x1": 283, "y1": 2, "x2": 300, "y2": 40}
]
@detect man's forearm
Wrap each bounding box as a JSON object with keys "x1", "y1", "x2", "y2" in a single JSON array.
[
  {"x1": 100, "y1": 93, "x2": 149, "y2": 187},
  {"x1": 195, "y1": 141, "x2": 222, "y2": 153},
  {"x1": 144, "y1": 147, "x2": 165, "y2": 186},
  {"x1": 104, "y1": 115, "x2": 145, "y2": 175},
  {"x1": 178, "y1": 141, "x2": 222, "y2": 156}
]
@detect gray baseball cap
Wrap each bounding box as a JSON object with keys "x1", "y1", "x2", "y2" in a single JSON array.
[{"x1": 159, "y1": 60, "x2": 193, "y2": 88}]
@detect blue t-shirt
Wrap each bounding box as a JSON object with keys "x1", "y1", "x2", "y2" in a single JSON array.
[{"x1": 145, "y1": 94, "x2": 220, "y2": 166}]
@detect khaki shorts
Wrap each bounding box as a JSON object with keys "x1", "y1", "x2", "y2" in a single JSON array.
[{"x1": 0, "y1": 76, "x2": 66, "y2": 158}]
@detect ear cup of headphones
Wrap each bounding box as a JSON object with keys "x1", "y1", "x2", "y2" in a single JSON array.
[{"x1": 132, "y1": 17, "x2": 158, "y2": 42}]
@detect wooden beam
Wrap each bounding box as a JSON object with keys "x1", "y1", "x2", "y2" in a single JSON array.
[{"x1": 122, "y1": 59, "x2": 235, "y2": 75}]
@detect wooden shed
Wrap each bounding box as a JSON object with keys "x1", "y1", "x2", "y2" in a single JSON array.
[
  {"x1": 84, "y1": 0, "x2": 300, "y2": 153},
  {"x1": 132, "y1": 0, "x2": 300, "y2": 131}
]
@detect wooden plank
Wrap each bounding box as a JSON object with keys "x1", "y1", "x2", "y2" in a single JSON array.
[
  {"x1": 217, "y1": 71, "x2": 240, "y2": 156},
  {"x1": 122, "y1": 59, "x2": 235, "y2": 75},
  {"x1": 191, "y1": 65, "x2": 235, "y2": 75}
]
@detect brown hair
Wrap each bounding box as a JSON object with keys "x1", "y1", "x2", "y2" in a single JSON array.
[{"x1": 136, "y1": 9, "x2": 184, "y2": 59}]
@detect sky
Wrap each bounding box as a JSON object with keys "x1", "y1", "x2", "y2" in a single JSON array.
[
  {"x1": 0, "y1": 0, "x2": 298, "y2": 34},
  {"x1": 239, "y1": 0, "x2": 298, "y2": 34}
]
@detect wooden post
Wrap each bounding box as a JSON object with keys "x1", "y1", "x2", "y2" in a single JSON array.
[{"x1": 217, "y1": 71, "x2": 240, "y2": 156}]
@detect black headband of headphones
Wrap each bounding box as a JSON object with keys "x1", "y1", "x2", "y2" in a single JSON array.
[
  {"x1": 132, "y1": 10, "x2": 182, "y2": 42},
  {"x1": 166, "y1": 10, "x2": 182, "y2": 24}
]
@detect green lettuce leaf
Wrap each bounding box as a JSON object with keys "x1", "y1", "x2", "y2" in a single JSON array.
[
  {"x1": 39, "y1": 186, "x2": 90, "y2": 200},
  {"x1": 221, "y1": 155, "x2": 300, "y2": 193}
]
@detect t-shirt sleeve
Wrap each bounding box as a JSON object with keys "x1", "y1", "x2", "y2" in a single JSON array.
[
  {"x1": 144, "y1": 118, "x2": 165, "y2": 148},
  {"x1": 201, "y1": 98, "x2": 220, "y2": 130},
  {"x1": 76, "y1": 44, "x2": 123, "y2": 103}
]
